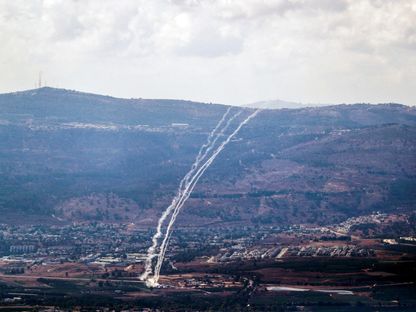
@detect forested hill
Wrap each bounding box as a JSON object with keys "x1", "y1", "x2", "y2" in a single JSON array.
[{"x1": 0, "y1": 87, "x2": 415, "y2": 225}]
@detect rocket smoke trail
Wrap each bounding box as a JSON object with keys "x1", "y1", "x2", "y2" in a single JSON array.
[
  {"x1": 140, "y1": 108, "x2": 242, "y2": 282},
  {"x1": 140, "y1": 107, "x2": 234, "y2": 281},
  {"x1": 151, "y1": 109, "x2": 260, "y2": 285},
  {"x1": 141, "y1": 109, "x2": 260, "y2": 286},
  {"x1": 142, "y1": 109, "x2": 260, "y2": 286},
  {"x1": 146, "y1": 109, "x2": 242, "y2": 283}
]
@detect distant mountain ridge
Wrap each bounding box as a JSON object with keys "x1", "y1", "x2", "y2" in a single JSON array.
[
  {"x1": 243, "y1": 99, "x2": 308, "y2": 109},
  {"x1": 0, "y1": 87, "x2": 415, "y2": 226},
  {"x1": 0, "y1": 87, "x2": 227, "y2": 126},
  {"x1": 243, "y1": 98, "x2": 410, "y2": 110}
]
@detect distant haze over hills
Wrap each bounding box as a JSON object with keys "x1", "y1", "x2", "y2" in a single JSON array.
[
  {"x1": 7, "y1": 87, "x2": 410, "y2": 109},
  {"x1": 0, "y1": 87, "x2": 415, "y2": 226},
  {"x1": 243, "y1": 99, "x2": 411, "y2": 110},
  {"x1": 243, "y1": 99, "x2": 310, "y2": 109}
]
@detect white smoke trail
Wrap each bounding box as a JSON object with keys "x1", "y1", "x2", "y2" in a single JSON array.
[
  {"x1": 145, "y1": 109, "x2": 242, "y2": 284},
  {"x1": 140, "y1": 107, "x2": 234, "y2": 281},
  {"x1": 180, "y1": 108, "x2": 241, "y2": 194},
  {"x1": 189, "y1": 107, "x2": 232, "y2": 174},
  {"x1": 150, "y1": 109, "x2": 261, "y2": 285},
  {"x1": 141, "y1": 109, "x2": 243, "y2": 282}
]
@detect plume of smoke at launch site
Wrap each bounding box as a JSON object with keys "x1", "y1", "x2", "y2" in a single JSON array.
[
  {"x1": 150, "y1": 109, "x2": 261, "y2": 285},
  {"x1": 140, "y1": 107, "x2": 233, "y2": 281}
]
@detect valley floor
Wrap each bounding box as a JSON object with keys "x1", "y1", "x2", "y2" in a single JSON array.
[{"x1": 1, "y1": 221, "x2": 415, "y2": 311}]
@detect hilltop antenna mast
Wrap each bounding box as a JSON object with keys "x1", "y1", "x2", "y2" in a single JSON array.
[{"x1": 38, "y1": 71, "x2": 42, "y2": 88}]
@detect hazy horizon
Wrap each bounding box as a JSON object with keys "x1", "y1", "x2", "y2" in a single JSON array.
[
  {"x1": 2, "y1": 86, "x2": 414, "y2": 109},
  {"x1": 1, "y1": 0, "x2": 415, "y2": 106}
]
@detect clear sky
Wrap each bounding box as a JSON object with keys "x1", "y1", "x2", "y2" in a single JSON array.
[{"x1": 1, "y1": 0, "x2": 415, "y2": 105}]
